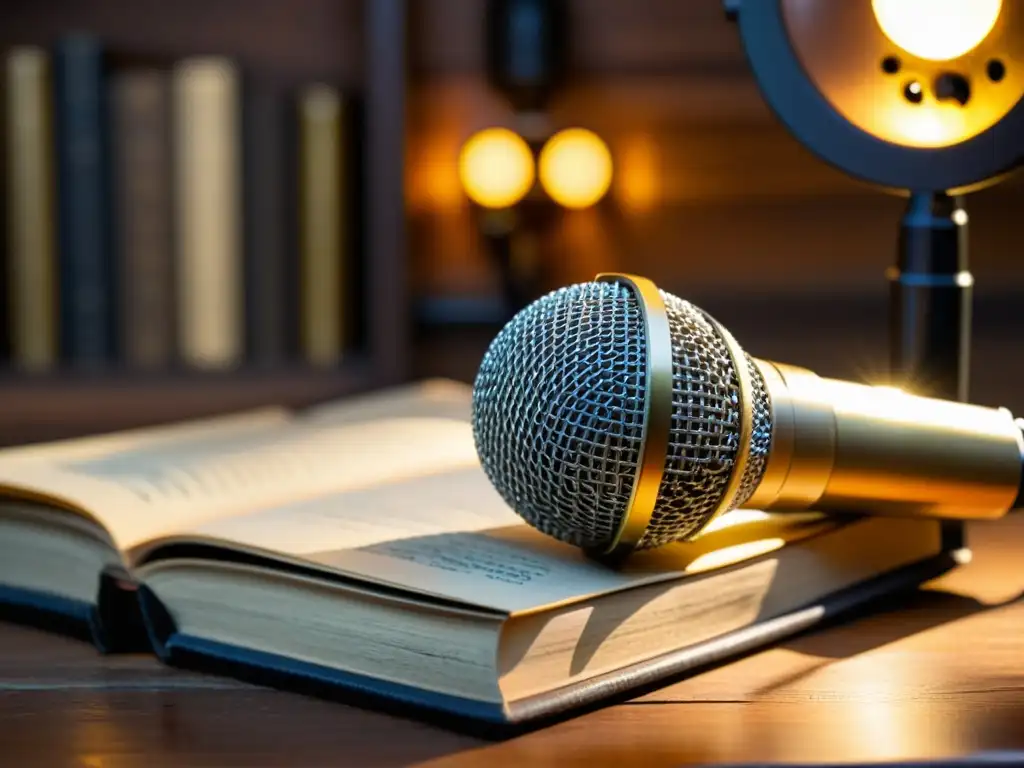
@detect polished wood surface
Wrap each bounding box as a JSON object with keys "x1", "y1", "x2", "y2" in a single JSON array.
[{"x1": 2, "y1": 515, "x2": 1023, "y2": 767}]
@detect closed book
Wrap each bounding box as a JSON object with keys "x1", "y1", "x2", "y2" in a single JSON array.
[
  {"x1": 110, "y1": 68, "x2": 174, "y2": 370},
  {"x1": 172, "y1": 57, "x2": 244, "y2": 370},
  {"x1": 53, "y1": 35, "x2": 116, "y2": 367},
  {"x1": 298, "y1": 84, "x2": 348, "y2": 367},
  {"x1": 0, "y1": 378, "x2": 957, "y2": 732},
  {"x1": 4, "y1": 47, "x2": 58, "y2": 371}
]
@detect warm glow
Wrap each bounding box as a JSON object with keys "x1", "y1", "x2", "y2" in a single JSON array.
[
  {"x1": 872, "y1": 0, "x2": 1002, "y2": 61},
  {"x1": 538, "y1": 128, "x2": 613, "y2": 210},
  {"x1": 458, "y1": 127, "x2": 535, "y2": 209},
  {"x1": 684, "y1": 538, "x2": 787, "y2": 573},
  {"x1": 858, "y1": 95, "x2": 998, "y2": 148},
  {"x1": 407, "y1": 131, "x2": 464, "y2": 214},
  {"x1": 703, "y1": 508, "x2": 771, "y2": 533},
  {"x1": 615, "y1": 134, "x2": 660, "y2": 213}
]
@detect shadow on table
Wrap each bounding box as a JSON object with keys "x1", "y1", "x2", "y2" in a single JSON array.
[
  {"x1": 793, "y1": 584, "x2": 1023, "y2": 654},
  {"x1": 753, "y1": 585, "x2": 1024, "y2": 695}
]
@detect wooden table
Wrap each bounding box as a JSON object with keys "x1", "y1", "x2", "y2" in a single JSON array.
[{"x1": 2, "y1": 516, "x2": 1023, "y2": 768}]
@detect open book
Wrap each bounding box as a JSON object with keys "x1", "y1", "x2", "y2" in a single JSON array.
[{"x1": 0, "y1": 378, "x2": 958, "y2": 729}]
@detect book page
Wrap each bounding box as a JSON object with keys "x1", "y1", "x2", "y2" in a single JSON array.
[
  {"x1": 0, "y1": 414, "x2": 481, "y2": 551},
  {"x1": 301, "y1": 378, "x2": 472, "y2": 426},
  {"x1": 0, "y1": 407, "x2": 290, "y2": 466},
  {"x1": 148, "y1": 465, "x2": 841, "y2": 613}
]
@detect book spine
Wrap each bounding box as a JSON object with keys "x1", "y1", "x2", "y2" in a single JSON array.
[
  {"x1": 243, "y1": 75, "x2": 291, "y2": 366},
  {"x1": 110, "y1": 69, "x2": 175, "y2": 370},
  {"x1": 172, "y1": 57, "x2": 244, "y2": 370},
  {"x1": 298, "y1": 84, "x2": 347, "y2": 368},
  {"x1": 53, "y1": 35, "x2": 116, "y2": 368},
  {"x1": 4, "y1": 48, "x2": 58, "y2": 372}
]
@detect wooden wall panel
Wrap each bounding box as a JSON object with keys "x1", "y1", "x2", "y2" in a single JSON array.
[
  {"x1": 0, "y1": 0, "x2": 364, "y2": 84},
  {"x1": 406, "y1": 0, "x2": 1024, "y2": 304},
  {"x1": 410, "y1": 0, "x2": 749, "y2": 74}
]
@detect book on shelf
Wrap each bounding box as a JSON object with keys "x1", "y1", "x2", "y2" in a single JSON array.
[
  {"x1": 172, "y1": 55, "x2": 244, "y2": 371},
  {"x1": 110, "y1": 66, "x2": 175, "y2": 370},
  {"x1": 1, "y1": 35, "x2": 355, "y2": 374},
  {"x1": 53, "y1": 34, "x2": 116, "y2": 368},
  {"x1": 243, "y1": 71, "x2": 294, "y2": 367},
  {"x1": 298, "y1": 83, "x2": 349, "y2": 368},
  {"x1": 0, "y1": 377, "x2": 959, "y2": 731},
  {"x1": 4, "y1": 46, "x2": 58, "y2": 372}
]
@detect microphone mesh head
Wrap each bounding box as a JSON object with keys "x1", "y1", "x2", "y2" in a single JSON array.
[{"x1": 472, "y1": 280, "x2": 773, "y2": 552}]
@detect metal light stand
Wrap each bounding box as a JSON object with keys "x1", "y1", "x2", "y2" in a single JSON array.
[
  {"x1": 888, "y1": 191, "x2": 972, "y2": 403},
  {"x1": 888, "y1": 191, "x2": 973, "y2": 551}
]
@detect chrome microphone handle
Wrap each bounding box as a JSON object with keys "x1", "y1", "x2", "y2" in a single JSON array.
[{"x1": 746, "y1": 359, "x2": 1024, "y2": 521}]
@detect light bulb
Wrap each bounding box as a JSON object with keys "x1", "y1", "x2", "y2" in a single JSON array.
[
  {"x1": 538, "y1": 128, "x2": 613, "y2": 210},
  {"x1": 872, "y1": 0, "x2": 1002, "y2": 61},
  {"x1": 458, "y1": 128, "x2": 535, "y2": 209}
]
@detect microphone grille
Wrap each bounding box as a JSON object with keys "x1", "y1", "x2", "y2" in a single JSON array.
[{"x1": 472, "y1": 280, "x2": 772, "y2": 552}]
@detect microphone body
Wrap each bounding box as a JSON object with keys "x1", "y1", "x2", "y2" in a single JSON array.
[
  {"x1": 471, "y1": 273, "x2": 1024, "y2": 559},
  {"x1": 746, "y1": 358, "x2": 1023, "y2": 520}
]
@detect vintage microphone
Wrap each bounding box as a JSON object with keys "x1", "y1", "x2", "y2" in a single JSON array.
[{"x1": 470, "y1": 274, "x2": 1024, "y2": 562}]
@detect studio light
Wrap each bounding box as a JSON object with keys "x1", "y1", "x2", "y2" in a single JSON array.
[
  {"x1": 458, "y1": 127, "x2": 535, "y2": 210},
  {"x1": 872, "y1": 0, "x2": 1002, "y2": 62},
  {"x1": 729, "y1": 0, "x2": 1024, "y2": 182},
  {"x1": 726, "y1": 0, "x2": 1024, "y2": 404},
  {"x1": 538, "y1": 127, "x2": 613, "y2": 210}
]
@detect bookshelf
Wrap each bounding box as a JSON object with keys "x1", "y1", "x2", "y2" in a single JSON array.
[{"x1": 0, "y1": 0, "x2": 410, "y2": 446}]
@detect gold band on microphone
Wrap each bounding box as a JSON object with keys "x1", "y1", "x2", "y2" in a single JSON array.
[{"x1": 594, "y1": 272, "x2": 673, "y2": 560}]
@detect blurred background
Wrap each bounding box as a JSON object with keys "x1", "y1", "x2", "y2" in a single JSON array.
[{"x1": 0, "y1": 0, "x2": 1021, "y2": 446}]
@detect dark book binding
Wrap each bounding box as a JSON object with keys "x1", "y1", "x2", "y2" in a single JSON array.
[
  {"x1": 243, "y1": 71, "x2": 295, "y2": 365},
  {"x1": 0, "y1": 55, "x2": 11, "y2": 364},
  {"x1": 53, "y1": 34, "x2": 117, "y2": 367},
  {"x1": 0, "y1": 567, "x2": 150, "y2": 653},
  {"x1": 109, "y1": 67, "x2": 175, "y2": 369},
  {"x1": 136, "y1": 547, "x2": 959, "y2": 737}
]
